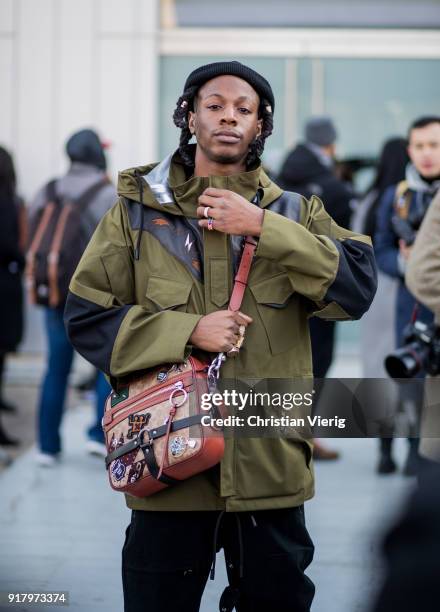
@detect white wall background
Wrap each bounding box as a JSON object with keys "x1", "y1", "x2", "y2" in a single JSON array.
[
  {"x1": 0, "y1": 0, "x2": 159, "y2": 352},
  {"x1": 0, "y1": 0, "x2": 159, "y2": 202}
]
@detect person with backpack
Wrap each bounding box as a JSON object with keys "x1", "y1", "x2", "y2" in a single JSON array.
[
  {"x1": 28, "y1": 129, "x2": 117, "y2": 466},
  {"x1": 375, "y1": 116, "x2": 440, "y2": 475}
]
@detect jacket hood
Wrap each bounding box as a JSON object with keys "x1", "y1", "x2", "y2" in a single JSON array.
[{"x1": 117, "y1": 148, "x2": 283, "y2": 217}]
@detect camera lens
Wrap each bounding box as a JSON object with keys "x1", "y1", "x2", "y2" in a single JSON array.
[{"x1": 384, "y1": 342, "x2": 426, "y2": 378}]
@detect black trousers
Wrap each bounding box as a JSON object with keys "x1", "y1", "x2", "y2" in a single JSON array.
[
  {"x1": 309, "y1": 318, "x2": 336, "y2": 379},
  {"x1": 122, "y1": 506, "x2": 315, "y2": 612}
]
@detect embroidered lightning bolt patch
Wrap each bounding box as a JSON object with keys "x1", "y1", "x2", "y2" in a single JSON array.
[{"x1": 185, "y1": 233, "x2": 193, "y2": 252}]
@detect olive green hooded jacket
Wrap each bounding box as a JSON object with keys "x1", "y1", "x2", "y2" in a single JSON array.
[{"x1": 65, "y1": 150, "x2": 377, "y2": 512}]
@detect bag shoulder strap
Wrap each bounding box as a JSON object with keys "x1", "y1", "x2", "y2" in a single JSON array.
[
  {"x1": 227, "y1": 191, "x2": 260, "y2": 311},
  {"x1": 394, "y1": 180, "x2": 411, "y2": 219},
  {"x1": 228, "y1": 236, "x2": 257, "y2": 312},
  {"x1": 45, "y1": 179, "x2": 58, "y2": 204},
  {"x1": 71, "y1": 176, "x2": 110, "y2": 213},
  {"x1": 27, "y1": 180, "x2": 59, "y2": 255}
]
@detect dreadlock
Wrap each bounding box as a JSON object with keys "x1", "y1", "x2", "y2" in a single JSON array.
[
  {"x1": 247, "y1": 99, "x2": 274, "y2": 167},
  {"x1": 172, "y1": 85, "x2": 199, "y2": 168},
  {"x1": 172, "y1": 87, "x2": 273, "y2": 169}
]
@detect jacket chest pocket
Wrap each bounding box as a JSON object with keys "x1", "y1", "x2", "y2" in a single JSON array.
[
  {"x1": 249, "y1": 273, "x2": 298, "y2": 355},
  {"x1": 101, "y1": 248, "x2": 135, "y2": 305},
  {"x1": 144, "y1": 276, "x2": 192, "y2": 312}
]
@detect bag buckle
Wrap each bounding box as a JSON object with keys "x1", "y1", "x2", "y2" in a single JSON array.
[{"x1": 138, "y1": 427, "x2": 153, "y2": 448}]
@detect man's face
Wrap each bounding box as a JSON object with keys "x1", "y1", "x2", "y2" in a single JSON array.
[
  {"x1": 188, "y1": 75, "x2": 263, "y2": 167},
  {"x1": 408, "y1": 122, "x2": 440, "y2": 179}
]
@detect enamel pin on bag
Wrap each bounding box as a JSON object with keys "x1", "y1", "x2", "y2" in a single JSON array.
[{"x1": 103, "y1": 236, "x2": 257, "y2": 498}]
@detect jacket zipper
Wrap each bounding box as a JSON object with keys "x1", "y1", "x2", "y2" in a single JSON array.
[
  {"x1": 108, "y1": 372, "x2": 193, "y2": 417},
  {"x1": 108, "y1": 380, "x2": 191, "y2": 426}
]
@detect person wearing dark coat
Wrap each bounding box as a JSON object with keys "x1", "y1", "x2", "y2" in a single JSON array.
[
  {"x1": 278, "y1": 117, "x2": 353, "y2": 460},
  {"x1": 278, "y1": 117, "x2": 353, "y2": 230},
  {"x1": 0, "y1": 146, "x2": 25, "y2": 447}
]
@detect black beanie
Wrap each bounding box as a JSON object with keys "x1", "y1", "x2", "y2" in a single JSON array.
[{"x1": 184, "y1": 61, "x2": 275, "y2": 114}]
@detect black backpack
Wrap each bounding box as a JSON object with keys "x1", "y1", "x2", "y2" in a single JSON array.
[{"x1": 26, "y1": 178, "x2": 108, "y2": 307}]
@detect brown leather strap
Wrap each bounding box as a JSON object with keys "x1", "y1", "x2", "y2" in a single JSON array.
[
  {"x1": 17, "y1": 200, "x2": 28, "y2": 253},
  {"x1": 157, "y1": 406, "x2": 176, "y2": 480},
  {"x1": 47, "y1": 203, "x2": 73, "y2": 307},
  {"x1": 394, "y1": 180, "x2": 411, "y2": 219},
  {"x1": 228, "y1": 236, "x2": 257, "y2": 312},
  {"x1": 25, "y1": 202, "x2": 56, "y2": 304},
  {"x1": 105, "y1": 413, "x2": 203, "y2": 468}
]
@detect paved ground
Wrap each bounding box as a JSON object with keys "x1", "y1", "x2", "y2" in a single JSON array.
[
  {"x1": 0, "y1": 353, "x2": 414, "y2": 612},
  {"x1": 0, "y1": 354, "x2": 89, "y2": 470}
]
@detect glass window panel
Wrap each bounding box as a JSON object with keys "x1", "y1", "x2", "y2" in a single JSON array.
[{"x1": 323, "y1": 58, "x2": 440, "y2": 159}]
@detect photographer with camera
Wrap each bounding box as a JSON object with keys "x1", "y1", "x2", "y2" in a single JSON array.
[
  {"x1": 405, "y1": 190, "x2": 440, "y2": 475},
  {"x1": 371, "y1": 192, "x2": 440, "y2": 612},
  {"x1": 375, "y1": 116, "x2": 440, "y2": 475}
]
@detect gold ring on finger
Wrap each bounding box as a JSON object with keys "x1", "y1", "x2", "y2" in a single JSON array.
[{"x1": 227, "y1": 345, "x2": 240, "y2": 357}]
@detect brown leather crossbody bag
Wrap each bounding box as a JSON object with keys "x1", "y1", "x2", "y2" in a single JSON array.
[{"x1": 102, "y1": 236, "x2": 257, "y2": 498}]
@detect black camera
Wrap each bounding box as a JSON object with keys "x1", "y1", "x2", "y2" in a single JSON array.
[
  {"x1": 385, "y1": 321, "x2": 440, "y2": 378},
  {"x1": 391, "y1": 205, "x2": 426, "y2": 246},
  {"x1": 390, "y1": 216, "x2": 416, "y2": 246}
]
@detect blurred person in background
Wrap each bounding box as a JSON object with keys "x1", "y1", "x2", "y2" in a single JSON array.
[
  {"x1": 353, "y1": 138, "x2": 409, "y2": 241},
  {"x1": 278, "y1": 116, "x2": 353, "y2": 229},
  {"x1": 371, "y1": 462, "x2": 440, "y2": 612},
  {"x1": 352, "y1": 138, "x2": 409, "y2": 474},
  {"x1": 0, "y1": 146, "x2": 26, "y2": 448},
  {"x1": 375, "y1": 116, "x2": 440, "y2": 475},
  {"x1": 406, "y1": 190, "x2": 440, "y2": 477},
  {"x1": 28, "y1": 129, "x2": 117, "y2": 466},
  {"x1": 278, "y1": 116, "x2": 353, "y2": 460},
  {"x1": 372, "y1": 191, "x2": 440, "y2": 612}
]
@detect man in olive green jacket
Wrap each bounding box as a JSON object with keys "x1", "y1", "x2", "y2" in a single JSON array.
[{"x1": 65, "y1": 62, "x2": 376, "y2": 612}]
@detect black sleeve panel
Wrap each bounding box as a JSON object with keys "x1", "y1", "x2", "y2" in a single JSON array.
[
  {"x1": 323, "y1": 239, "x2": 377, "y2": 319},
  {"x1": 64, "y1": 291, "x2": 131, "y2": 375}
]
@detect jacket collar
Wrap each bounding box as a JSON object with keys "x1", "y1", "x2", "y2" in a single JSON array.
[
  {"x1": 168, "y1": 151, "x2": 264, "y2": 217},
  {"x1": 168, "y1": 149, "x2": 282, "y2": 215},
  {"x1": 117, "y1": 149, "x2": 283, "y2": 215}
]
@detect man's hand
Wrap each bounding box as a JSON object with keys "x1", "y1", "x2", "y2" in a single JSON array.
[
  {"x1": 190, "y1": 310, "x2": 253, "y2": 353},
  {"x1": 399, "y1": 239, "x2": 413, "y2": 261},
  {"x1": 197, "y1": 188, "x2": 264, "y2": 236}
]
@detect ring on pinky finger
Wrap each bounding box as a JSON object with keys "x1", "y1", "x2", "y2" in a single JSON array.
[{"x1": 207, "y1": 217, "x2": 214, "y2": 231}]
